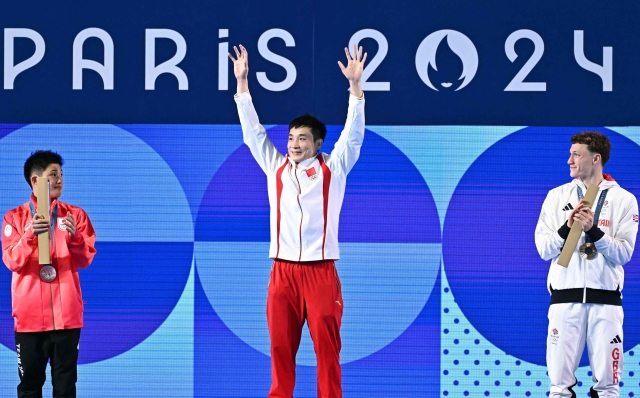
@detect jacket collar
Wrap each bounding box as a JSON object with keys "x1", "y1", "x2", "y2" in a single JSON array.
[
  {"x1": 29, "y1": 193, "x2": 59, "y2": 213},
  {"x1": 573, "y1": 173, "x2": 619, "y2": 190},
  {"x1": 288, "y1": 154, "x2": 319, "y2": 170}
]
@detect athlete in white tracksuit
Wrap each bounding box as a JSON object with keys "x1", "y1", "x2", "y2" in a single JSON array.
[
  {"x1": 535, "y1": 131, "x2": 638, "y2": 398},
  {"x1": 229, "y1": 44, "x2": 367, "y2": 397}
]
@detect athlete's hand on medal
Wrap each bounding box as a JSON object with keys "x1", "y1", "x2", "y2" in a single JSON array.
[
  {"x1": 64, "y1": 213, "x2": 77, "y2": 236},
  {"x1": 31, "y1": 214, "x2": 50, "y2": 236},
  {"x1": 338, "y1": 44, "x2": 367, "y2": 98},
  {"x1": 568, "y1": 199, "x2": 594, "y2": 231},
  {"x1": 228, "y1": 45, "x2": 249, "y2": 94}
]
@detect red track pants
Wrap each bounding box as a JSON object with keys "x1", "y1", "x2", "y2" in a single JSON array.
[{"x1": 267, "y1": 259, "x2": 344, "y2": 398}]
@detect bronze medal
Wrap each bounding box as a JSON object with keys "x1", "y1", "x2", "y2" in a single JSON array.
[{"x1": 579, "y1": 242, "x2": 598, "y2": 260}]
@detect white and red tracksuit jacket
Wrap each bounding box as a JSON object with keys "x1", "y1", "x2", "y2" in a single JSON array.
[
  {"x1": 2, "y1": 194, "x2": 96, "y2": 332},
  {"x1": 535, "y1": 175, "x2": 638, "y2": 296},
  {"x1": 235, "y1": 91, "x2": 365, "y2": 261}
]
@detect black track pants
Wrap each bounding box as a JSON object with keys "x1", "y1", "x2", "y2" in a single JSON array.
[{"x1": 15, "y1": 328, "x2": 81, "y2": 398}]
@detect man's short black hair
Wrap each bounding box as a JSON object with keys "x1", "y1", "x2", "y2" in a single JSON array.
[
  {"x1": 289, "y1": 114, "x2": 327, "y2": 142},
  {"x1": 571, "y1": 131, "x2": 612, "y2": 166},
  {"x1": 23, "y1": 150, "x2": 63, "y2": 186}
]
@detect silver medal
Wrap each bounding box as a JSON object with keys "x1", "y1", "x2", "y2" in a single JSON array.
[{"x1": 40, "y1": 265, "x2": 57, "y2": 282}]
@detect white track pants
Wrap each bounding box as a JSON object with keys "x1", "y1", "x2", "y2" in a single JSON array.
[{"x1": 547, "y1": 303, "x2": 623, "y2": 398}]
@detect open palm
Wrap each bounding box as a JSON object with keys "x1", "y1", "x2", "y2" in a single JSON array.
[
  {"x1": 228, "y1": 45, "x2": 249, "y2": 80},
  {"x1": 338, "y1": 44, "x2": 367, "y2": 82}
]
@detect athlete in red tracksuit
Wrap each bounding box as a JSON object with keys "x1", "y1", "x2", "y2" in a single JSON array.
[
  {"x1": 228, "y1": 45, "x2": 366, "y2": 397},
  {"x1": 2, "y1": 150, "x2": 96, "y2": 398}
]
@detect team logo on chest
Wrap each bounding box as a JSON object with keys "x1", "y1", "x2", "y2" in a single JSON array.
[
  {"x1": 58, "y1": 217, "x2": 67, "y2": 231},
  {"x1": 306, "y1": 167, "x2": 318, "y2": 181},
  {"x1": 598, "y1": 200, "x2": 610, "y2": 227}
]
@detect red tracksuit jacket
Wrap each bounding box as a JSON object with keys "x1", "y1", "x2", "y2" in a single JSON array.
[{"x1": 2, "y1": 194, "x2": 96, "y2": 332}]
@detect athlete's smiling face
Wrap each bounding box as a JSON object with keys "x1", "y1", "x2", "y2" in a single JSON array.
[
  {"x1": 31, "y1": 163, "x2": 64, "y2": 199},
  {"x1": 568, "y1": 143, "x2": 600, "y2": 180},
  {"x1": 288, "y1": 127, "x2": 323, "y2": 163}
]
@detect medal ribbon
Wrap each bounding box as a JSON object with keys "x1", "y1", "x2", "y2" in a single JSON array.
[{"x1": 577, "y1": 186, "x2": 608, "y2": 243}]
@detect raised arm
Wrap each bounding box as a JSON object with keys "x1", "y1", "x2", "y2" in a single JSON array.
[
  {"x1": 329, "y1": 45, "x2": 367, "y2": 174},
  {"x1": 229, "y1": 45, "x2": 284, "y2": 174}
]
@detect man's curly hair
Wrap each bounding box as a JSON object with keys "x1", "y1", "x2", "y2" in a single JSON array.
[{"x1": 570, "y1": 131, "x2": 612, "y2": 166}]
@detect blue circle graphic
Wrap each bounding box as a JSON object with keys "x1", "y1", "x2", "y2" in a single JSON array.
[
  {"x1": 0, "y1": 124, "x2": 193, "y2": 363},
  {"x1": 443, "y1": 127, "x2": 640, "y2": 366},
  {"x1": 195, "y1": 126, "x2": 441, "y2": 364}
]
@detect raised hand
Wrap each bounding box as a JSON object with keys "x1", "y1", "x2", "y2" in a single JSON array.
[
  {"x1": 228, "y1": 45, "x2": 249, "y2": 93},
  {"x1": 573, "y1": 208, "x2": 595, "y2": 231},
  {"x1": 567, "y1": 199, "x2": 595, "y2": 231},
  {"x1": 64, "y1": 213, "x2": 77, "y2": 236},
  {"x1": 338, "y1": 44, "x2": 367, "y2": 97}
]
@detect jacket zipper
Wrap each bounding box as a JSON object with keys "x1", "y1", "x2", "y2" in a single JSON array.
[
  {"x1": 294, "y1": 166, "x2": 303, "y2": 261},
  {"x1": 582, "y1": 269, "x2": 587, "y2": 303},
  {"x1": 583, "y1": 189, "x2": 600, "y2": 303},
  {"x1": 49, "y1": 283, "x2": 56, "y2": 330},
  {"x1": 49, "y1": 222, "x2": 56, "y2": 329},
  {"x1": 583, "y1": 234, "x2": 587, "y2": 303}
]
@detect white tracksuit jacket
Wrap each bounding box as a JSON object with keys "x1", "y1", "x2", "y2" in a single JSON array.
[
  {"x1": 535, "y1": 176, "x2": 638, "y2": 295},
  {"x1": 235, "y1": 91, "x2": 365, "y2": 262}
]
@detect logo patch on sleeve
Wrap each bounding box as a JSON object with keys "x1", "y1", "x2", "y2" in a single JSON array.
[
  {"x1": 549, "y1": 328, "x2": 559, "y2": 345},
  {"x1": 4, "y1": 225, "x2": 12, "y2": 237}
]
